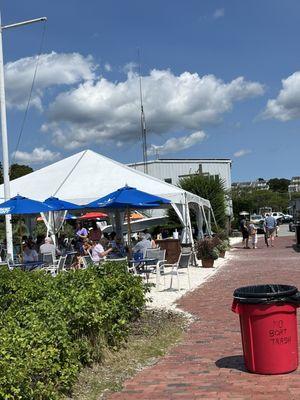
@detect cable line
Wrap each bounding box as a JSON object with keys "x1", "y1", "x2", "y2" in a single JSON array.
[{"x1": 11, "y1": 19, "x2": 47, "y2": 166}]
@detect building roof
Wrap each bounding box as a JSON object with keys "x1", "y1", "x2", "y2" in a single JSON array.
[
  {"x1": 128, "y1": 158, "x2": 232, "y2": 167},
  {"x1": 0, "y1": 150, "x2": 211, "y2": 208}
]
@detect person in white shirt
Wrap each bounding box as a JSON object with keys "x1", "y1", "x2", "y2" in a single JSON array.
[
  {"x1": 40, "y1": 237, "x2": 61, "y2": 258},
  {"x1": 132, "y1": 232, "x2": 152, "y2": 258},
  {"x1": 91, "y1": 241, "x2": 113, "y2": 262}
]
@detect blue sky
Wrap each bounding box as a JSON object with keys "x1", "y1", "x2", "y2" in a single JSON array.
[{"x1": 2, "y1": 0, "x2": 300, "y2": 181}]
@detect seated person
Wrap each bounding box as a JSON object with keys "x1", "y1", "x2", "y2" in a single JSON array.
[
  {"x1": 89, "y1": 221, "x2": 102, "y2": 242},
  {"x1": 108, "y1": 231, "x2": 117, "y2": 247},
  {"x1": 100, "y1": 232, "x2": 110, "y2": 249},
  {"x1": 91, "y1": 240, "x2": 113, "y2": 263},
  {"x1": 75, "y1": 222, "x2": 89, "y2": 254},
  {"x1": 108, "y1": 236, "x2": 126, "y2": 259},
  {"x1": 40, "y1": 237, "x2": 61, "y2": 258},
  {"x1": 132, "y1": 232, "x2": 152, "y2": 258},
  {"x1": 23, "y1": 242, "x2": 38, "y2": 263},
  {"x1": 144, "y1": 231, "x2": 157, "y2": 249},
  {"x1": 82, "y1": 239, "x2": 92, "y2": 255}
]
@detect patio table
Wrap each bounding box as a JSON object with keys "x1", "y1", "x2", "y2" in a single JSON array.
[
  {"x1": 128, "y1": 258, "x2": 157, "y2": 281},
  {"x1": 13, "y1": 261, "x2": 45, "y2": 271}
]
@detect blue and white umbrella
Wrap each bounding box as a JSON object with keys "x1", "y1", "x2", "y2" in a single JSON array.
[
  {"x1": 44, "y1": 196, "x2": 82, "y2": 211},
  {"x1": 86, "y1": 186, "x2": 170, "y2": 209},
  {"x1": 0, "y1": 195, "x2": 53, "y2": 215}
]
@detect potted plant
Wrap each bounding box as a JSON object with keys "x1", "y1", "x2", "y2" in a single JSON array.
[
  {"x1": 196, "y1": 237, "x2": 219, "y2": 268},
  {"x1": 217, "y1": 239, "x2": 230, "y2": 258}
]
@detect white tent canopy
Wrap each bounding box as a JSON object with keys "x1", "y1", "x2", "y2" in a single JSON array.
[{"x1": 0, "y1": 150, "x2": 213, "y2": 242}]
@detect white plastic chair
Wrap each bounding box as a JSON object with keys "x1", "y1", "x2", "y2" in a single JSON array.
[
  {"x1": 42, "y1": 255, "x2": 67, "y2": 276},
  {"x1": 165, "y1": 252, "x2": 192, "y2": 291},
  {"x1": 143, "y1": 249, "x2": 166, "y2": 290},
  {"x1": 41, "y1": 252, "x2": 56, "y2": 266}
]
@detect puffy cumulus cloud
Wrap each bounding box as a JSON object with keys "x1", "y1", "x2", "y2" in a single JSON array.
[
  {"x1": 213, "y1": 8, "x2": 225, "y2": 19},
  {"x1": 263, "y1": 72, "x2": 300, "y2": 121},
  {"x1": 44, "y1": 69, "x2": 264, "y2": 149},
  {"x1": 5, "y1": 52, "x2": 95, "y2": 110},
  {"x1": 148, "y1": 131, "x2": 206, "y2": 156},
  {"x1": 12, "y1": 147, "x2": 60, "y2": 164},
  {"x1": 233, "y1": 149, "x2": 252, "y2": 158}
]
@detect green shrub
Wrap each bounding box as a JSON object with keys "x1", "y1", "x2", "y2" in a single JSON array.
[{"x1": 0, "y1": 261, "x2": 148, "y2": 399}]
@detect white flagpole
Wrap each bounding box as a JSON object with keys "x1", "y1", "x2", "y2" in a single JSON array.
[{"x1": 0, "y1": 14, "x2": 47, "y2": 261}]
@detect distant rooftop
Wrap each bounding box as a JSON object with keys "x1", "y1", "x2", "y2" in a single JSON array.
[{"x1": 129, "y1": 158, "x2": 232, "y2": 166}]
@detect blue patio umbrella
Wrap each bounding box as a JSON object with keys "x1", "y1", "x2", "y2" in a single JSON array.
[
  {"x1": 86, "y1": 186, "x2": 171, "y2": 209},
  {"x1": 44, "y1": 196, "x2": 82, "y2": 211},
  {"x1": 0, "y1": 195, "x2": 53, "y2": 215},
  {"x1": 86, "y1": 186, "x2": 171, "y2": 249}
]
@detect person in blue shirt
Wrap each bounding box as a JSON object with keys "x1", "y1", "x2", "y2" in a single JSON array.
[{"x1": 264, "y1": 214, "x2": 277, "y2": 247}]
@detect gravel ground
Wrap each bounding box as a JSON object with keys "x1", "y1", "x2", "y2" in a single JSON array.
[{"x1": 146, "y1": 236, "x2": 242, "y2": 311}]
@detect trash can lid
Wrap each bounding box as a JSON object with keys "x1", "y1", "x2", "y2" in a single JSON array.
[{"x1": 233, "y1": 284, "x2": 298, "y2": 303}]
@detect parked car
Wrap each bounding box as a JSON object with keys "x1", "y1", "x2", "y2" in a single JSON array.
[
  {"x1": 269, "y1": 212, "x2": 284, "y2": 224},
  {"x1": 283, "y1": 213, "x2": 293, "y2": 223}
]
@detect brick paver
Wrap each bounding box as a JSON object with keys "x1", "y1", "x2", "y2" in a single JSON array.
[{"x1": 109, "y1": 236, "x2": 300, "y2": 399}]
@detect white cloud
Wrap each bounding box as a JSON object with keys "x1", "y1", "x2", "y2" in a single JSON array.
[
  {"x1": 213, "y1": 8, "x2": 225, "y2": 19},
  {"x1": 148, "y1": 131, "x2": 206, "y2": 156},
  {"x1": 5, "y1": 52, "x2": 95, "y2": 110},
  {"x1": 44, "y1": 69, "x2": 264, "y2": 149},
  {"x1": 263, "y1": 72, "x2": 300, "y2": 121},
  {"x1": 104, "y1": 63, "x2": 112, "y2": 72},
  {"x1": 12, "y1": 147, "x2": 60, "y2": 164},
  {"x1": 234, "y1": 149, "x2": 252, "y2": 158}
]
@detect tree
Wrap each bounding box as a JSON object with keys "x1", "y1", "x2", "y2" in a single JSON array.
[
  {"x1": 268, "y1": 178, "x2": 290, "y2": 193},
  {"x1": 10, "y1": 164, "x2": 33, "y2": 181},
  {"x1": 178, "y1": 175, "x2": 227, "y2": 228},
  {"x1": 0, "y1": 162, "x2": 33, "y2": 184},
  {"x1": 231, "y1": 188, "x2": 289, "y2": 227}
]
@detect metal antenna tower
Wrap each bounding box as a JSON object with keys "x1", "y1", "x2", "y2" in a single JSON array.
[{"x1": 138, "y1": 49, "x2": 148, "y2": 174}]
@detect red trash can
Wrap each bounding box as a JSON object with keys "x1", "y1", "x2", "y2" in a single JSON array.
[{"x1": 232, "y1": 284, "x2": 300, "y2": 374}]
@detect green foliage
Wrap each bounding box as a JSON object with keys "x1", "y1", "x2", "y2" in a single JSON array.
[
  {"x1": 179, "y1": 175, "x2": 227, "y2": 228},
  {"x1": 231, "y1": 188, "x2": 289, "y2": 225},
  {"x1": 216, "y1": 239, "x2": 230, "y2": 253},
  {"x1": 0, "y1": 262, "x2": 148, "y2": 399},
  {"x1": 196, "y1": 237, "x2": 220, "y2": 260},
  {"x1": 268, "y1": 178, "x2": 290, "y2": 193},
  {"x1": 10, "y1": 164, "x2": 33, "y2": 181},
  {"x1": 0, "y1": 162, "x2": 33, "y2": 184}
]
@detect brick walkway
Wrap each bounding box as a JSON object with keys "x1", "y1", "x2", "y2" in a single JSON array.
[{"x1": 109, "y1": 235, "x2": 300, "y2": 400}]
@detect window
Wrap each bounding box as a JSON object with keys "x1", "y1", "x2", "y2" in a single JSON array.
[{"x1": 164, "y1": 178, "x2": 172, "y2": 184}]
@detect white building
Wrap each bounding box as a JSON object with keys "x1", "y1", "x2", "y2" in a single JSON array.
[
  {"x1": 128, "y1": 158, "x2": 233, "y2": 218},
  {"x1": 289, "y1": 177, "x2": 300, "y2": 193},
  {"x1": 232, "y1": 179, "x2": 269, "y2": 191}
]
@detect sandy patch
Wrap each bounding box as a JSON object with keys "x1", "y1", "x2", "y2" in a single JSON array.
[{"x1": 146, "y1": 236, "x2": 242, "y2": 312}]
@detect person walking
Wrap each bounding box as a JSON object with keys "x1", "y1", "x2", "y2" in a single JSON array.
[
  {"x1": 264, "y1": 213, "x2": 277, "y2": 247},
  {"x1": 249, "y1": 221, "x2": 258, "y2": 249},
  {"x1": 240, "y1": 217, "x2": 250, "y2": 249}
]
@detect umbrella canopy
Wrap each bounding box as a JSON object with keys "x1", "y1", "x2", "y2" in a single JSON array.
[
  {"x1": 79, "y1": 211, "x2": 108, "y2": 220},
  {"x1": 44, "y1": 196, "x2": 82, "y2": 211},
  {"x1": 0, "y1": 195, "x2": 53, "y2": 215},
  {"x1": 86, "y1": 186, "x2": 171, "y2": 209}
]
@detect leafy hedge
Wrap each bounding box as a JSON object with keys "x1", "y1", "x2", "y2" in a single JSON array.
[{"x1": 0, "y1": 262, "x2": 148, "y2": 399}]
